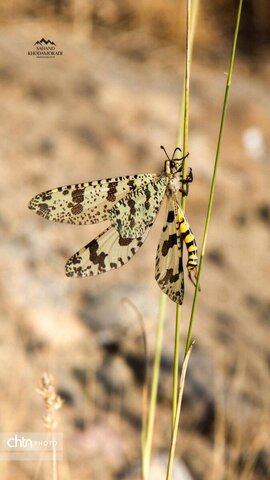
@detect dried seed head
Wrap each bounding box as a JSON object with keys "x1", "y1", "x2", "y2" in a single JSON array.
[{"x1": 37, "y1": 372, "x2": 63, "y2": 431}]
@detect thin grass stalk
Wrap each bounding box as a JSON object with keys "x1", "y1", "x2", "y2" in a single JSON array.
[
  {"x1": 185, "y1": 0, "x2": 244, "y2": 354},
  {"x1": 166, "y1": 343, "x2": 193, "y2": 480},
  {"x1": 122, "y1": 299, "x2": 149, "y2": 475},
  {"x1": 36, "y1": 373, "x2": 62, "y2": 480},
  {"x1": 143, "y1": 0, "x2": 199, "y2": 472},
  {"x1": 181, "y1": 0, "x2": 191, "y2": 194},
  {"x1": 168, "y1": 1, "x2": 243, "y2": 476},
  {"x1": 176, "y1": 0, "x2": 199, "y2": 152},
  {"x1": 172, "y1": 0, "x2": 199, "y2": 428},
  {"x1": 142, "y1": 291, "x2": 167, "y2": 480},
  {"x1": 171, "y1": 305, "x2": 181, "y2": 429},
  {"x1": 52, "y1": 430, "x2": 57, "y2": 480}
]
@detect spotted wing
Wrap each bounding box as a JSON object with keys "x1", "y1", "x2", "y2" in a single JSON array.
[
  {"x1": 109, "y1": 176, "x2": 168, "y2": 238},
  {"x1": 65, "y1": 223, "x2": 153, "y2": 277},
  {"x1": 155, "y1": 197, "x2": 184, "y2": 305},
  {"x1": 29, "y1": 174, "x2": 158, "y2": 225}
]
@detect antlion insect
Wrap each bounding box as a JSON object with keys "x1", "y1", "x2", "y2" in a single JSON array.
[{"x1": 29, "y1": 146, "x2": 198, "y2": 304}]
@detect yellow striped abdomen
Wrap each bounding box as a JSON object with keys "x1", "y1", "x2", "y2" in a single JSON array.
[{"x1": 177, "y1": 209, "x2": 198, "y2": 274}]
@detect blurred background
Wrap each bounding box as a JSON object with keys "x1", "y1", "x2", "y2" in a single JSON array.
[{"x1": 0, "y1": 1, "x2": 269, "y2": 479}]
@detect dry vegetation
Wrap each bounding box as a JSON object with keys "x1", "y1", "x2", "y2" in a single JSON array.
[{"x1": 0, "y1": 1, "x2": 269, "y2": 479}]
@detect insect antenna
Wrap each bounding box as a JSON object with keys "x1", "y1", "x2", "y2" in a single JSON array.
[
  {"x1": 160, "y1": 145, "x2": 184, "y2": 161},
  {"x1": 172, "y1": 147, "x2": 182, "y2": 159},
  {"x1": 160, "y1": 145, "x2": 171, "y2": 161},
  {"x1": 180, "y1": 152, "x2": 189, "y2": 161}
]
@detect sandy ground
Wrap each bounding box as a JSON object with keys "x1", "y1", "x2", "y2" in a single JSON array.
[{"x1": 0, "y1": 15, "x2": 269, "y2": 480}]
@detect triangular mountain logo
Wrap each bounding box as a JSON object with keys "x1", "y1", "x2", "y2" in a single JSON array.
[{"x1": 34, "y1": 38, "x2": 56, "y2": 46}]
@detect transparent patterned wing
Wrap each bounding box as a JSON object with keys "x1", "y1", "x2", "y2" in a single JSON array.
[
  {"x1": 29, "y1": 173, "x2": 158, "y2": 225},
  {"x1": 65, "y1": 223, "x2": 153, "y2": 277},
  {"x1": 109, "y1": 176, "x2": 168, "y2": 238},
  {"x1": 155, "y1": 197, "x2": 184, "y2": 305}
]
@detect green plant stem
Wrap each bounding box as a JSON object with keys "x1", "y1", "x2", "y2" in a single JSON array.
[
  {"x1": 172, "y1": 0, "x2": 199, "y2": 429},
  {"x1": 185, "y1": 0, "x2": 244, "y2": 354},
  {"x1": 181, "y1": 0, "x2": 191, "y2": 197},
  {"x1": 176, "y1": 0, "x2": 199, "y2": 156},
  {"x1": 171, "y1": 305, "x2": 181, "y2": 429},
  {"x1": 166, "y1": 344, "x2": 193, "y2": 480},
  {"x1": 142, "y1": 291, "x2": 167, "y2": 480},
  {"x1": 143, "y1": 0, "x2": 200, "y2": 472}
]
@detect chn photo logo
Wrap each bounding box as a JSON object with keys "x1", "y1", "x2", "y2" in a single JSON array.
[{"x1": 28, "y1": 38, "x2": 63, "y2": 58}]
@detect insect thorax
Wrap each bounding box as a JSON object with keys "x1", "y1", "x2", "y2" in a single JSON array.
[
  {"x1": 163, "y1": 156, "x2": 183, "y2": 197},
  {"x1": 166, "y1": 175, "x2": 182, "y2": 198}
]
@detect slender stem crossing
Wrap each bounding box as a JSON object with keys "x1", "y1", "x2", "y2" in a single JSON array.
[
  {"x1": 185, "y1": 0, "x2": 244, "y2": 354},
  {"x1": 172, "y1": 0, "x2": 198, "y2": 429}
]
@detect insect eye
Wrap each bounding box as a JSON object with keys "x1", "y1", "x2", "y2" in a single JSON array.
[{"x1": 171, "y1": 161, "x2": 175, "y2": 168}]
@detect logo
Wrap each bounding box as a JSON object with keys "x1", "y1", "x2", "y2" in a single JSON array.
[
  {"x1": 28, "y1": 38, "x2": 63, "y2": 58},
  {"x1": 0, "y1": 432, "x2": 63, "y2": 461}
]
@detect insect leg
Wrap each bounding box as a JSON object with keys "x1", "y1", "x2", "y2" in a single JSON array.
[{"x1": 180, "y1": 167, "x2": 193, "y2": 196}]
